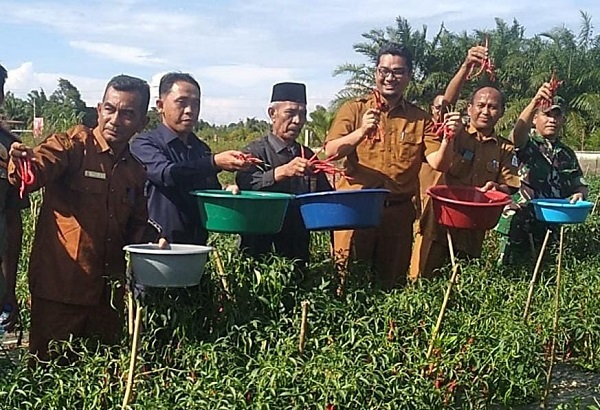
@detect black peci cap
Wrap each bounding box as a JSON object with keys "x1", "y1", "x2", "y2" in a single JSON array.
[{"x1": 270, "y1": 82, "x2": 307, "y2": 104}]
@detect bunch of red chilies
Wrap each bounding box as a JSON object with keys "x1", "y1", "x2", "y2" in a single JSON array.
[
  {"x1": 235, "y1": 150, "x2": 344, "y2": 177},
  {"x1": 431, "y1": 117, "x2": 455, "y2": 142},
  {"x1": 466, "y1": 34, "x2": 496, "y2": 82},
  {"x1": 17, "y1": 157, "x2": 35, "y2": 199},
  {"x1": 302, "y1": 145, "x2": 344, "y2": 177},
  {"x1": 234, "y1": 152, "x2": 267, "y2": 166},
  {"x1": 537, "y1": 69, "x2": 562, "y2": 110},
  {"x1": 365, "y1": 89, "x2": 387, "y2": 144}
]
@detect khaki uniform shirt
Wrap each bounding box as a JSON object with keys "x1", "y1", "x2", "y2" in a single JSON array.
[
  {"x1": 8, "y1": 126, "x2": 148, "y2": 305},
  {"x1": 326, "y1": 95, "x2": 442, "y2": 197},
  {"x1": 420, "y1": 125, "x2": 520, "y2": 255}
]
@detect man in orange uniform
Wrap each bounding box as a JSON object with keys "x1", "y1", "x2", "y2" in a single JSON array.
[
  {"x1": 410, "y1": 84, "x2": 520, "y2": 279},
  {"x1": 325, "y1": 43, "x2": 458, "y2": 288},
  {"x1": 9, "y1": 75, "x2": 151, "y2": 361}
]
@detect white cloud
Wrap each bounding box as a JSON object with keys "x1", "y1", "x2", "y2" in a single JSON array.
[
  {"x1": 6, "y1": 62, "x2": 107, "y2": 107},
  {"x1": 196, "y1": 65, "x2": 296, "y2": 88},
  {"x1": 70, "y1": 41, "x2": 167, "y2": 66},
  {"x1": 2, "y1": 0, "x2": 599, "y2": 125}
]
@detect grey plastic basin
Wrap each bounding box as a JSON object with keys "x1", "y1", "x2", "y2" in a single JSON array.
[{"x1": 123, "y1": 244, "x2": 213, "y2": 288}]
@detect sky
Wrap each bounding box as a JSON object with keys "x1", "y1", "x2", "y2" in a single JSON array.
[{"x1": 1, "y1": 0, "x2": 599, "y2": 125}]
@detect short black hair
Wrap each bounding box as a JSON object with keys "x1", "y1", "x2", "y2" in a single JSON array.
[
  {"x1": 376, "y1": 43, "x2": 413, "y2": 74},
  {"x1": 159, "y1": 72, "x2": 200, "y2": 97},
  {"x1": 0, "y1": 64, "x2": 7, "y2": 87},
  {"x1": 103, "y1": 74, "x2": 151, "y2": 112},
  {"x1": 469, "y1": 85, "x2": 506, "y2": 109}
]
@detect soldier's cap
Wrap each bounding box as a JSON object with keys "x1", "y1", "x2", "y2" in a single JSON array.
[
  {"x1": 540, "y1": 96, "x2": 566, "y2": 115},
  {"x1": 270, "y1": 82, "x2": 306, "y2": 104}
]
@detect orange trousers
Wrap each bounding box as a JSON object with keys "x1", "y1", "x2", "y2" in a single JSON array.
[
  {"x1": 29, "y1": 290, "x2": 123, "y2": 362},
  {"x1": 333, "y1": 200, "x2": 415, "y2": 289}
]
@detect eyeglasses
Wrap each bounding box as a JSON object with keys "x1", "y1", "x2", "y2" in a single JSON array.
[
  {"x1": 432, "y1": 105, "x2": 442, "y2": 110},
  {"x1": 376, "y1": 67, "x2": 407, "y2": 79}
]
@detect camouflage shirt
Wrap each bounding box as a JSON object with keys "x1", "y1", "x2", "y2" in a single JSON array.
[{"x1": 516, "y1": 132, "x2": 586, "y2": 201}]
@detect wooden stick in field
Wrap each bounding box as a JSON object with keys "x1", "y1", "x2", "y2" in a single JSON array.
[
  {"x1": 543, "y1": 225, "x2": 566, "y2": 405},
  {"x1": 426, "y1": 230, "x2": 461, "y2": 360},
  {"x1": 523, "y1": 228, "x2": 552, "y2": 322},
  {"x1": 122, "y1": 304, "x2": 143, "y2": 409},
  {"x1": 299, "y1": 300, "x2": 310, "y2": 354}
]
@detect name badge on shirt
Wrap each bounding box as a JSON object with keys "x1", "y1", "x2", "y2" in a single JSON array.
[{"x1": 84, "y1": 170, "x2": 106, "y2": 180}]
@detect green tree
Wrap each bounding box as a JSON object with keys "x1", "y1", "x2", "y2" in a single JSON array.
[
  {"x1": 306, "y1": 105, "x2": 335, "y2": 146},
  {"x1": 50, "y1": 78, "x2": 87, "y2": 112}
]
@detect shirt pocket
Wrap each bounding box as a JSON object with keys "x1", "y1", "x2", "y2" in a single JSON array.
[
  {"x1": 448, "y1": 157, "x2": 472, "y2": 180},
  {"x1": 485, "y1": 159, "x2": 500, "y2": 180},
  {"x1": 399, "y1": 131, "x2": 423, "y2": 162},
  {"x1": 70, "y1": 173, "x2": 106, "y2": 196}
]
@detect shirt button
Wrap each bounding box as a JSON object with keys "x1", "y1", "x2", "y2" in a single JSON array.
[
  {"x1": 105, "y1": 263, "x2": 109, "y2": 267},
  {"x1": 110, "y1": 188, "x2": 115, "y2": 193},
  {"x1": 107, "y1": 238, "x2": 112, "y2": 242},
  {"x1": 109, "y1": 214, "x2": 114, "y2": 218}
]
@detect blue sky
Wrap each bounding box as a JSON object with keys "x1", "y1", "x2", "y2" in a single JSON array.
[{"x1": 2, "y1": 0, "x2": 598, "y2": 124}]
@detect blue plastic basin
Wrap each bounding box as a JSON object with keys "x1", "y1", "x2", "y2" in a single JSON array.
[
  {"x1": 296, "y1": 189, "x2": 390, "y2": 231},
  {"x1": 530, "y1": 198, "x2": 593, "y2": 224}
]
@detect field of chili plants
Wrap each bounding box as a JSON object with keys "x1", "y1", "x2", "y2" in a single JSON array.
[{"x1": 2, "y1": 181, "x2": 600, "y2": 409}]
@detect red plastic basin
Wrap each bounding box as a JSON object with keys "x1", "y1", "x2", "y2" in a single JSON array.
[{"x1": 426, "y1": 185, "x2": 512, "y2": 230}]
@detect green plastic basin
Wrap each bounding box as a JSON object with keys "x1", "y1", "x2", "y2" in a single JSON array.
[{"x1": 191, "y1": 190, "x2": 295, "y2": 234}]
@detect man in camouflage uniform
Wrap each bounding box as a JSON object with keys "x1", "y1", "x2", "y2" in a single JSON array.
[{"x1": 498, "y1": 83, "x2": 588, "y2": 264}]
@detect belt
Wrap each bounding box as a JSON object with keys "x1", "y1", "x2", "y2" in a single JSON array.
[{"x1": 383, "y1": 195, "x2": 413, "y2": 207}]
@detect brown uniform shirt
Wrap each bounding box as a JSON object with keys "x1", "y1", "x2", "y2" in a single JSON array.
[
  {"x1": 326, "y1": 95, "x2": 442, "y2": 196},
  {"x1": 8, "y1": 126, "x2": 148, "y2": 305},
  {"x1": 419, "y1": 125, "x2": 520, "y2": 255}
]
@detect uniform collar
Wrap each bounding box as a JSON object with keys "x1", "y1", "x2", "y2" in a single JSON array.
[
  {"x1": 158, "y1": 123, "x2": 190, "y2": 144},
  {"x1": 92, "y1": 127, "x2": 111, "y2": 153},
  {"x1": 93, "y1": 127, "x2": 134, "y2": 161},
  {"x1": 532, "y1": 132, "x2": 562, "y2": 146},
  {"x1": 467, "y1": 124, "x2": 499, "y2": 144},
  {"x1": 267, "y1": 132, "x2": 297, "y2": 154}
]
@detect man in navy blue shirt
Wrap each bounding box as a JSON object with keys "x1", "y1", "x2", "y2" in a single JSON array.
[{"x1": 131, "y1": 72, "x2": 249, "y2": 244}]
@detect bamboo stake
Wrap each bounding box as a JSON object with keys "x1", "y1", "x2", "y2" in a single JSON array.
[
  {"x1": 122, "y1": 304, "x2": 143, "y2": 409},
  {"x1": 299, "y1": 300, "x2": 310, "y2": 354},
  {"x1": 523, "y1": 228, "x2": 552, "y2": 322},
  {"x1": 212, "y1": 249, "x2": 232, "y2": 299},
  {"x1": 127, "y1": 291, "x2": 134, "y2": 338},
  {"x1": 592, "y1": 195, "x2": 600, "y2": 215},
  {"x1": 426, "y1": 230, "x2": 460, "y2": 360},
  {"x1": 543, "y1": 226, "x2": 565, "y2": 406}
]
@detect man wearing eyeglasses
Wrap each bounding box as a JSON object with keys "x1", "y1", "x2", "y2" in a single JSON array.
[
  {"x1": 431, "y1": 94, "x2": 445, "y2": 123},
  {"x1": 325, "y1": 43, "x2": 458, "y2": 289},
  {"x1": 416, "y1": 93, "x2": 446, "y2": 211}
]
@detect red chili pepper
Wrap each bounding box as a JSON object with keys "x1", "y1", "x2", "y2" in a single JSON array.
[
  {"x1": 432, "y1": 117, "x2": 455, "y2": 142},
  {"x1": 466, "y1": 34, "x2": 496, "y2": 82},
  {"x1": 537, "y1": 69, "x2": 563, "y2": 110},
  {"x1": 235, "y1": 152, "x2": 272, "y2": 171},
  {"x1": 304, "y1": 144, "x2": 344, "y2": 176},
  {"x1": 365, "y1": 89, "x2": 388, "y2": 144},
  {"x1": 17, "y1": 157, "x2": 35, "y2": 199}
]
